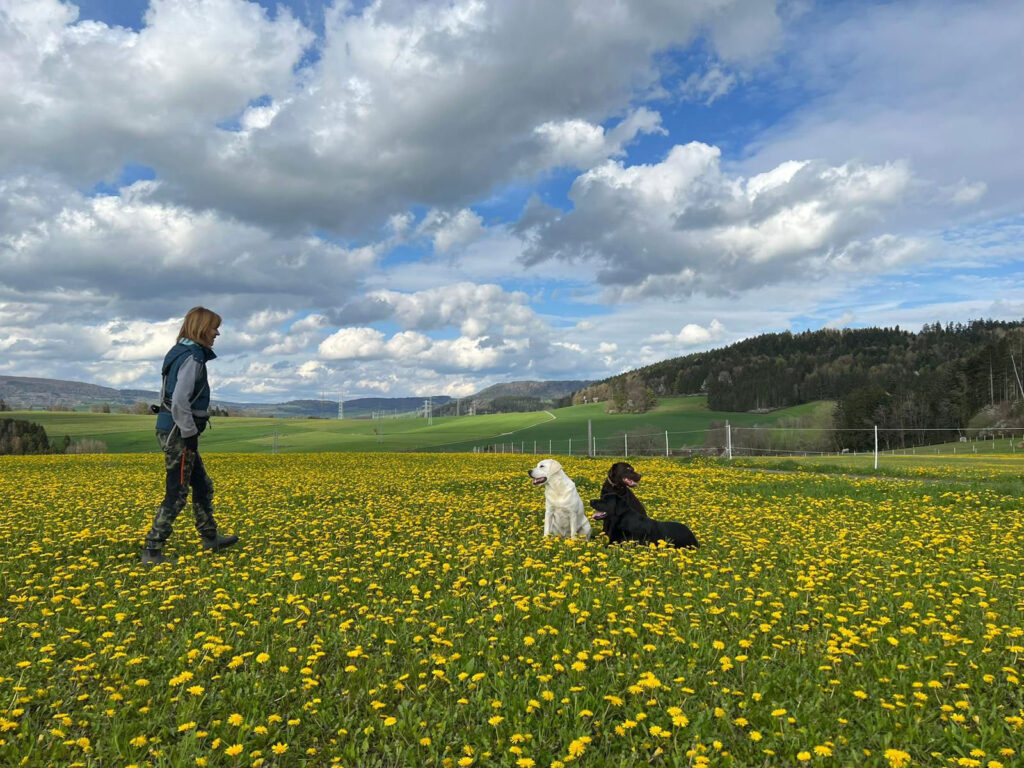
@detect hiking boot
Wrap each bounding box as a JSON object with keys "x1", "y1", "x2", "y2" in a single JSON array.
[
  {"x1": 201, "y1": 533, "x2": 239, "y2": 552},
  {"x1": 141, "y1": 548, "x2": 174, "y2": 565}
]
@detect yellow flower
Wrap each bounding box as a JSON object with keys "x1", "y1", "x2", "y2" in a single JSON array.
[
  {"x1": 271, "y1": 743, "x2": 288, "y2": 755},
  {"x1": 488, "y1": 715, "x2": 504, "y2": 726},
  {"x1": 798, "y1": 751, "x2": 811, "y2": 761},
  {"x1": 187, "y1": 685, "x2": 204, "y2": 697},
  {"x1": 224, "y1": 743, "x2": 244, "y2": 757},
  {"x1": 228, "y1": 713, "x2": 244, "y2": 726},
  {"x1": 884, "y1": 748, "x2": 911, "y2": 768},
  {"x1": 814, "y1": 745, "x2": 833, "y2": 757},
  {"x1": 256, "y1": 653, "x2": 270, "y2": 664}
]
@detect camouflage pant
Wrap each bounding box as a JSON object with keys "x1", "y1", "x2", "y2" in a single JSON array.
[{"x1": 145, "y1": 429, "x2": 218, "y2": 550}]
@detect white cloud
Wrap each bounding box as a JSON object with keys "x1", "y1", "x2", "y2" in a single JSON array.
[
  {"x1": 520, "y1": 142, "x2": 940, "y2": 299},
  {"x1": 680, "y1": 64, "x2": 739, "y2": 105},
  {"x1": 534, "y1": 108, "x2": 666, "y2": 169},
  {"x1": 0, "y1": 0, "x2": 311, "y2": 184},
  {"x1": 645, "y1": 319, "x2": 726, "y2": 347},
  {"x1": 742, "y1": 0, "x2": 1023, "y2": 220},
  {"x1": 0, "y1": 176, "x2": 378, "y2": 321},
  {"x1": 365, "y1": 282, "x2": 545, "y2": 339},
  {"x1": 318, "y1": 327, "x2": 387, "y2": 360},
  {"x1": 0, "y1": 0, "x2": 784, "y2": 233},
  {"x1": 418, "y1": 209, "x2": 486, "y2": 254}
]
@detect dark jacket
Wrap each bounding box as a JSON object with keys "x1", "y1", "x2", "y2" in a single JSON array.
[{"x1": 155, "y1": 340, "x2": 216, "y2": 437}]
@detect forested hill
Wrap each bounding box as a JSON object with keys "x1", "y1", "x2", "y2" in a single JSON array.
[{"x1": 575, "y1": 320, "x2": 1024, "y2": 431}]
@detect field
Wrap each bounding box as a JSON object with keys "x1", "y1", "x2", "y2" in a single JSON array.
[
  {"x1": 1, "y1": 452, "x2": 1022, "y2": 767},
  {"x1": 5, "y1": 397, "x2": 834, "y2": 455}
]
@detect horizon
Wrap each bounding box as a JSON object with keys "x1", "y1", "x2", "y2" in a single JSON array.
[{"x1": 2, "y1": 1, "x2": 1022, "y2": 401}]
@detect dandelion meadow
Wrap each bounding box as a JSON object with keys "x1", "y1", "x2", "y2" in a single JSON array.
[{"x1": 1, "y1": 453, "x2": 1022, "y2": 767}]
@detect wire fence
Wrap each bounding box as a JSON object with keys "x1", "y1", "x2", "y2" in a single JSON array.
[{"x1": 462, "y1": 424, "x2": 1024, "y2": 459}]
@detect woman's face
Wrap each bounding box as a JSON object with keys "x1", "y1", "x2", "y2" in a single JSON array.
[{"x1": 202, "y1": 325, "x2": 220, "y2": 348}]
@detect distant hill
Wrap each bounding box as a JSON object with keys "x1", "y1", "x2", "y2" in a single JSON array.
[
  {"x1": 435, "y1": 379, "x2": 593, "y2": 415},
  {"x1": 0, "y1": 375, "x2": 156, "y2": 410},
  {"x1": 0, "y1": 375, "x2": 450, "y2": 419},
  {"x1": 471, "y1": 380, "x2": 592, "y2": 402}
]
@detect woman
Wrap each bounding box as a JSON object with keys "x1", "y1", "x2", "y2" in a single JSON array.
[{"x1": 142, "y1": 306, "x2": 239, "y2": 564}]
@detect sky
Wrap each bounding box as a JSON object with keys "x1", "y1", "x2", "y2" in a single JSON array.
[{"x1": 1, "y1": 0, "x2": 1023, "y2": 402}]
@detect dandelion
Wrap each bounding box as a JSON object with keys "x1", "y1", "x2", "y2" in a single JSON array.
[
  {"x1": 271, "y1": 743, "x2": 288, "y2": 755},
  {"x1": 225, "y1": 743, "x2": 244, "y2": 757}
]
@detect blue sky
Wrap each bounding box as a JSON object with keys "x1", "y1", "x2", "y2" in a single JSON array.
[{"x1": 1, "y1": 0, "x2": 1022, "y2": 401}]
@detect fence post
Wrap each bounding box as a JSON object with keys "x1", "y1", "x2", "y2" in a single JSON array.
[
  {"x1": 588, "y1": 420, "x2": 593, "y2": 458},
  {"x1": 549, "y1": 439, "x2": 552, "y2": 454},
  {"x1": 726, "y1": 421, "x2": 732, "y2": 460},
  {"x1": 665, "y1": 431, "x2": 669, "y2": 457},
  {"x1": 569, "y1": 438, "x2": 572, "y2": 456},
  {"x1": 624, "y1": 433, "x2": 628, "y2": 458},
  {"x1": 874, "y1": 425, "x2": 878, "y2": 469},
  {"x1": 533, "y1": 440, "x2": 536, "y2": 454}
]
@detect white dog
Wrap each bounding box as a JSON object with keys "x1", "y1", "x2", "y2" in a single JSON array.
[{"x1": 528, "y1": 458, "x2": 591, "y2": 539}]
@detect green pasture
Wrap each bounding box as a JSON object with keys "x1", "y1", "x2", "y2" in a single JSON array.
[
  {"x1": 4, "y1": 410, "x2": 555, "y2": 454},
  {"x1": 418, "y1": 397, "x2": 836, "y2": 454},
  {"x1": 6, "y1": 397, "x2": 834, "y2": 455}
]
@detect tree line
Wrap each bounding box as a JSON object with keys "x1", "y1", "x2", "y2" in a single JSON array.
[{"x1": 573, "y1": 320, "x2": 1024, "y2": 449}]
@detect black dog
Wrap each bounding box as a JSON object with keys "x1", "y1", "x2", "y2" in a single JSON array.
[
  {"x1": 602, "y1": 461, "x2": 649, "y2": 519},
  {"x1": 590, "y1": 493, "x2": 698, "y2": 549}
]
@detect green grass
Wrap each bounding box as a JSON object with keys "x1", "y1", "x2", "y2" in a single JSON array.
[
  {"x1": 4, "y1": 410, "x2": 556, "y2": 454},
  {"x1": 6, "y1": 398, "x2": 835, "y2": 455}
]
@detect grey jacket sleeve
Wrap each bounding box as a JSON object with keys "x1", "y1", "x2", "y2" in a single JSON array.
[{"x1": 170, "y1": 356, "x2": 202, "y2": 438}]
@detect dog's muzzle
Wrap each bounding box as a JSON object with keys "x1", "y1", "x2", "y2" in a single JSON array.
[{"x1": 530, "y1": 475, "x2": 547, "y2": 486}]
